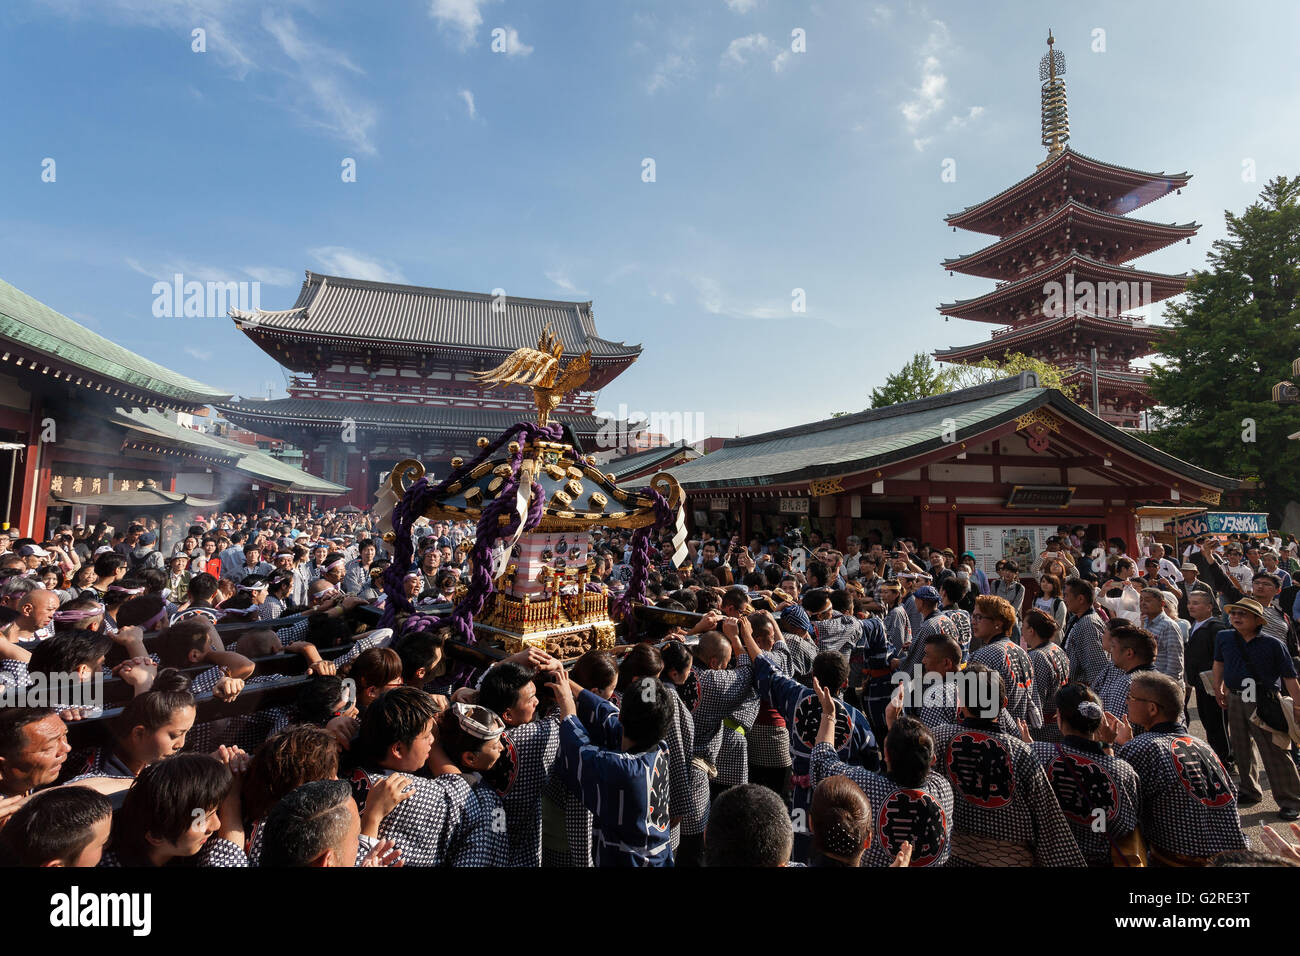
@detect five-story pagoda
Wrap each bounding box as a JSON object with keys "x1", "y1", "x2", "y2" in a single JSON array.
[{"x1": 935, "y1": 32, "x2": 1198, "y2": 428}]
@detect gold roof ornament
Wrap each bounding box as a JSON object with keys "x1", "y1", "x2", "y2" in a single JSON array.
[
  {"x1": 1039, "y1": 29, "x2": 1070, "y2": 164},
  {"x1": 471, "y1": 323, "x2": 593, "y2": 428}
]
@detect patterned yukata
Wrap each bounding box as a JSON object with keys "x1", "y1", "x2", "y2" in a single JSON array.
[
  {"x1": 848, "y1": 617, "x2": 895, "y2": 740},
  {"x1": 810, "y1": 742, "x2": 954, "y2": 867},
  {"x1": 1089, "y1": 662, "x2": 1136, "y2": 718},
  {"x1": 930, "y1": 717, "x2": 1085, "y2": 867},
  {"x1": 100, "y1": 836, "x2": 247, "y2": 867},
  {"x1": 559, "y1": 689, "x2": 672, "y2": 867},
  {"x1": 1062, "y1": 611, "x2": 1108, "y2": 684},
  {"x1": 755, "y1": 652, "x2": 877, "y2": 861},
  {"x1": 1031, "y1": 735, "x2": 1141, "y2": 866},
  {"x1": 901, "y1": 676, "x2": 1020, "y2": 737},
  {"x1": 780, "y1": 634, "x2": 818, "y2": 678},
  {"x1": 882, "y1": 606, "x2": 911, "y2": 657},
  {"x1": 486, "y1": 711, "x2": 562, "y2": 867},
  {"x1": 691, "y1": 651, "x2": 756, "y2": 786},
  {"x1": 1118, "y1": 721, "x2": 1247, "y2": 863},
  {"x1": 902, "y1": 611, "x2": 960, "y2": 672},
  {"x1": 939, "y1": 606, "x2": 973, "y2": 663},
  {"x1": 968, "y1": 635, "x2": 1042, "y2": 729},
  {"x1": 1027, "y1": 642, "x2": 1071, "y2": 743},
  {"x1": 813, "y1": 612, "x2": 861, "y2": 659},
  {"x1": 348, "y1": 767, "x2": 507, "y2": 866}
]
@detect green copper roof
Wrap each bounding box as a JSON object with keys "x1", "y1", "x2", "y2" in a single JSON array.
[
  {"x1": 112, "y1": 408, "x2": 349, "y2": 496},
  {"x1": 0, "y1": 278, "x2": 231, "y2": 406},
  {"x1": 666, "y1": 374, "x2": 1236, "y2": 492}
]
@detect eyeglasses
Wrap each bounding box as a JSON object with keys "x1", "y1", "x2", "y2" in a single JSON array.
[{"x1": 1127, "y1": 695, "x2": 1158, "y2": 705}]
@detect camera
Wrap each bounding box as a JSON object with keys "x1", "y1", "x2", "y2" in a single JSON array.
[{"x1": 783, "y1": 528, "x2": 803, "y2": 551}]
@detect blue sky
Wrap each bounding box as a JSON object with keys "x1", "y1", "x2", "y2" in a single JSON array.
[{"x1": 3, "y1": 0, "x2": 1298, "y2": 438}]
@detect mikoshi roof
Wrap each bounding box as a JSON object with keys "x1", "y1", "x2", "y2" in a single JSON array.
[
  {"x1": 111, "y1": 407, "x2": 350, "y2": 496},
  {"x1": 664, "y1": 374, "x2": 1236, "y2": 493},
  {"x1": 397, "y1": 437, "x2": 676, "y2": 532},
  {"x1": 231, "y1": 271, "x2": 642, "y2": 359},
  {"x1": 0, "y1": 277, "x2": 231, "y2": 410}
]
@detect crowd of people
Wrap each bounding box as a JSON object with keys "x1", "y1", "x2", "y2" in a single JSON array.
[{"x1": 2, "y1": 507, "x2": 1300, "y2": 869}]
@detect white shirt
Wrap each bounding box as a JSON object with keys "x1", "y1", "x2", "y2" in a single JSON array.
[{"x1": 1156, "y1": 557, "x2": 1184, "y2": 583}]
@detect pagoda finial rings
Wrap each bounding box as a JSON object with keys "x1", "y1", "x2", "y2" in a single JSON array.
[{"x1": 390, "y1": 459, "x2": 426, "y2": 496}]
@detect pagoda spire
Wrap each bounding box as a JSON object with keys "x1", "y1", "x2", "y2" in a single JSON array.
[{"x1": 1038, "y1": 30, "x2": 1069, "y2": 166}]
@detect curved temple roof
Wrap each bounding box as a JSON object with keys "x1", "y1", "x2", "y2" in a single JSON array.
[
  {"x1": 231, "y1": 272, "x2": 642, "y2": 363},
  {"x1": 0, "y1": 278, "x2": 230, "y2": 410}
]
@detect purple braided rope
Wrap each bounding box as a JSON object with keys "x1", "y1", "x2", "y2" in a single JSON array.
[
  {"x1": 612, "y1": 485, "x2": 675, "y2": 621},
  {"x1": 382, "y1": 422, "x2": 562, "y2": 685},
  {"x1": 379, "y1": 426, "x2": 518, "y2": 627}
]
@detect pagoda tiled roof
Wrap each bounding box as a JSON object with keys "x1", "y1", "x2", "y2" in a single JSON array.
[
  {"x1": 938, "y1": 252, "x2": 1189, "y2": 323},
  {"x1": 231, "y1": 272, "x2": 641, "y2": 360},
  {"x1": 0, "y1": 277, "x2": 231, "y2": 410},
  {"x1": 933, "y1": 313, "x2": 1167, "y2": 363},
  {"x1": 942, "y1": 200, "x2": 1198, "y2": 277},
  {"x1": 215, "y1": 397, "x2": 614, "y2": 435},
  {"x1": 945, "y1": 148, "x2": 1192, "y2": 235},
  {"x1": 664, "y1": 374, "x2": 1232, "y2": 493}
]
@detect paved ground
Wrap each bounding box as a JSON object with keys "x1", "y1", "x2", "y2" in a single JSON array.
[{"x1": 1186, "y1": 697, "x2": 1295, "y2": 848}]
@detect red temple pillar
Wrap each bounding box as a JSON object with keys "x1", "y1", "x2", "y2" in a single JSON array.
[
  {"x1": 343, "y1": 439, "x2": 368, "y2": 508},
  {"x1": 835, "y1": 494, "x2": 852, "y2": 551},
  {"x1": 919, "y1": 503, "x2": 948, "y2": 549},
  {"x1": 17, "y1": 401, "x2": 48, "y2": 537},
  {"x1": 1105, "y1": 505, "x2": 1137, "y2": 554}
]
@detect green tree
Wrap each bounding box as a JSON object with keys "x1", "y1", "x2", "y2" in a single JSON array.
[
  {"x1": 1147, "y1": 176, "x2": 1300, "y2": 522},
  {"x1": 941, "y1": 352, "x2": 1080, "y2": 399},
  {"x1": 869, "y1": 352, "x2": 956, "y2": 408}
]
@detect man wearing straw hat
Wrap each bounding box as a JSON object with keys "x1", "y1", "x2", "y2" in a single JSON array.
[{"x1": 1212, "y1": 596, "x2": 1300, "y2": 821}]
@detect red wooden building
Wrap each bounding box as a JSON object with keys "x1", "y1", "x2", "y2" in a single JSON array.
[
  {"x1": 935, "y1": 34, "x2": 1198, "y2": 428},
  {"x1": 0, "y1": 277, "x2": 345, "y2": 537},
  {"x1": 664, "y1": 374, "x2": 1236, "y2": 574},
  {"x1": 217, "y1": 272, "x2": 642, "y2": 507}
]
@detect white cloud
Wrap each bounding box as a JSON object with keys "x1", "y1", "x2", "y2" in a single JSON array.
[
  {"x1": 870, "y1": 4, "x2": 892, "y2": 24},
  {"x1": 32, "y1": 2, "x2": 378, "y2": 154},
  {"x1": 912, "y1": 136, "x2": 933, "y2": 152},
  {"x1": 185, "y1": 347, "x2": 213, "y2": 361},
  {"x1": 242, "y1": 266, "x2": 298, "y2": 286},
  {"x1": 725, "y1": 0, "x2": 758, "y2": 12},
  {"x1": 900, "y1": 54, "x2": 947, "y2": 129},
  {"x1": 946, "y1": 105, "x2": 985, "y2": 129},
  {"x1": 647, "y1": 51, "x2": 694, "y2": 94},
  {"x1": 308, "y1": 247, "x2": 407, "y2": 284},
  {"x1": 898, "y1": 18, "x2": 952, "y2": 133},
  {"x1": 722, "y1": 33, "x2": 771, "y2": 67},
  {"x1": 125, "y1": 257, "x2": 244, "y2": 283},
  {"x1": 262, "y1": 11, "x2": 378, "y2": 155},
  {"x1": 428, "y1": 0, "x2": 497, "y2": 48},
  {"x1": 691, "y1": 276, "x2": 786, "y2": 320},
  {"x1": 771, "y1": 50, "x2": 791, "y2": 72},
  {"x1": 545, "y1": 271, "x2": 585, "y2": 295},
  {"x1": 36, "y1": 0, "x2": 255, "y2": 76},
  {"x1": 458, "y1": 89, "x2": 477, "y2": 119},
  {"x1": 497, "y1": 26, "x2": 533, "y2": 56}
]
